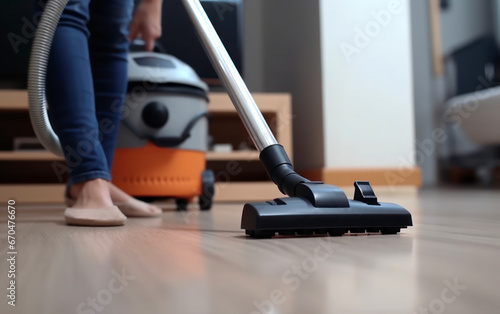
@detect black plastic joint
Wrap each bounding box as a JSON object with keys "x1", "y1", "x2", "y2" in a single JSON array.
[
  {"x1": 260, "y1": 144, "x2": 292, "y2": 174},
  {"x1": 260, "y1": 144, "x2": 309, "y2": 196},
  {"x1": 295, "y1": 182, "x2": 350, "y2": 208},
  {"x1": 353, "y1": 181, "x2": 379, "y2": 205}
]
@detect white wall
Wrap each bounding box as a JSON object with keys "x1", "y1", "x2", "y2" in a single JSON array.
[
  {"x1": 245, "y1": 0, "x2": 415, "y2": 173},
  {"x1": 319, "y1": 0, "x2": 415, "y2": 168}
]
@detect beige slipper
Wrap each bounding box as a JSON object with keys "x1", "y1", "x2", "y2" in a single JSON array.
[
  {"x1": 114, "y1": 198, "x2": 163, "y2": 218},
  {"x1": 65, "y1": 191, "x2": 162, "y2": 218},
  {"x1": 64, "y1": 205, "x2": 127, "y2": 226}
]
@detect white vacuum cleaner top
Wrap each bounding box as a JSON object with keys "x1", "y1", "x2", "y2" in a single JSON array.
[{"x1": 128, "y1": 52, "x2": 209, "y2": 92}]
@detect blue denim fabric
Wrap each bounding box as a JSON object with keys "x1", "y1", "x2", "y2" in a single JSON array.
[{"x1": 40, "y1": 0, "x2": 134, "y2": 186}]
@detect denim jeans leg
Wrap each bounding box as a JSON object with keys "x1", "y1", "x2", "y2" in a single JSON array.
[
  {"x1": 88, "y1": 0, "x2": 135, "y2": 173},
  {"x1": 45, "y1": 0, "x2": 111, "y2": 186}
]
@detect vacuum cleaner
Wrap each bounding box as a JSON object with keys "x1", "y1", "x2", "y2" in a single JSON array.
[
  {"x1": 28, "y1": 0, "x2": 412, "y2": 238},
  {"x1": 112, "y1": 42, "x2": 214, "y2": 211}
]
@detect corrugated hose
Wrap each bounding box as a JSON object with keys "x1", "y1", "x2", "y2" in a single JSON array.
[{"x1": 27, "y1": 0, "x2": 68, "y2": 156}]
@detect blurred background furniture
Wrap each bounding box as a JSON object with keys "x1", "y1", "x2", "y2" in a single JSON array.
[
  {"x1": 437, "y1": 35, "x2": 500, "y2": 185},
  {"x1": 0, "y1": 90, "x2": 292, "y2": 203}
]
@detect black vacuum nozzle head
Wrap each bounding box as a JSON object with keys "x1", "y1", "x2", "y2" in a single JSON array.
[{"x1": 241, "y1": 181, "x2": 413, "y2": 238}]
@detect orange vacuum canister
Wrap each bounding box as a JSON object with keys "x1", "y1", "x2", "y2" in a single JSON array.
[{"x1": 112, "y1": 50, "x2": 214, "y2": 210}]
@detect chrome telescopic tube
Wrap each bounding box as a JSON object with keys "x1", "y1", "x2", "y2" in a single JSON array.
[{"x1": 182, "y1": 0, "x2": 278, "y2": 152}]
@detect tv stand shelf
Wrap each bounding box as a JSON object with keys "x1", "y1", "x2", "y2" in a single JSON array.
[{"x1": 0, "y1": 90, "x2": 292, "y2": 203}]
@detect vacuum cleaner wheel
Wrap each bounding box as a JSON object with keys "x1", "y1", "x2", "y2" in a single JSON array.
[
  {"x1": 199, "y1": 170, "x2": 215, "y2": 211},
  {"x1": 176, "y1": 199, "x2": 189, "y2": 211}
]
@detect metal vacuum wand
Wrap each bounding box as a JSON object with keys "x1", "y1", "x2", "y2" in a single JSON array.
[{"x1": 182, "y1": 0, "x2": 278, "y2": 152}]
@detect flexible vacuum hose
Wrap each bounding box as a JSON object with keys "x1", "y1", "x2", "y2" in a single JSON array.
[{"x1": 27, "y1": 0, "x2": 68, "y2": 156}]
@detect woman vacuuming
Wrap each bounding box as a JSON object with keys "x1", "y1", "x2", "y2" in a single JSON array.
[{"x1": 40, "y1": 0, "x2": 164, "y2": 225}]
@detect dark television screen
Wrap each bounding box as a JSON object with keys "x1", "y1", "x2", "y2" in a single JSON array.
[
  {"x1": 160, "y1": 0, "x2": 243, "y2": 85},
  {"x1": 0, "y1": 0, "x2": 37, "y2": 88},
  {"x1": 0, "y1": 0, "x2": 243, "y2": 88}
]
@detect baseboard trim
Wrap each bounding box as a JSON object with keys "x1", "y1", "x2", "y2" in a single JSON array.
[{"x1": 300, "y1": 167, "x2": 422, "y2": 187}]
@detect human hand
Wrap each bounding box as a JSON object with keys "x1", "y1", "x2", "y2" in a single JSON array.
[{"x1": 129, "y1": 0, "x2": 163, "y2": 51}]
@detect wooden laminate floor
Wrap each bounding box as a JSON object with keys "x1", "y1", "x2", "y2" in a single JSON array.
[{"x1": 1, "y1": 188, "x2": 499, "y2": 314}]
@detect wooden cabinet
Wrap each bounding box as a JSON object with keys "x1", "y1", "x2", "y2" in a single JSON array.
[{"x1": 0, "y1": 90, "x2": 292, "y2": 203}]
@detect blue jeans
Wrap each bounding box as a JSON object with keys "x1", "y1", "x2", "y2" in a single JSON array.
[{"x1": 40, "y1": 0, "x2": 134, "y2": 186}]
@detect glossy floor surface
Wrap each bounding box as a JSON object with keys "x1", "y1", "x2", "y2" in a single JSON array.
[{"x1": 1, "y1": 188, "x2": 499, "y2": 314}]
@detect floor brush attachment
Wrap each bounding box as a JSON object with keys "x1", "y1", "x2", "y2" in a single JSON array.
[{"x1": 241, "y1": 145, "x2": 413, "y2": 238}]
